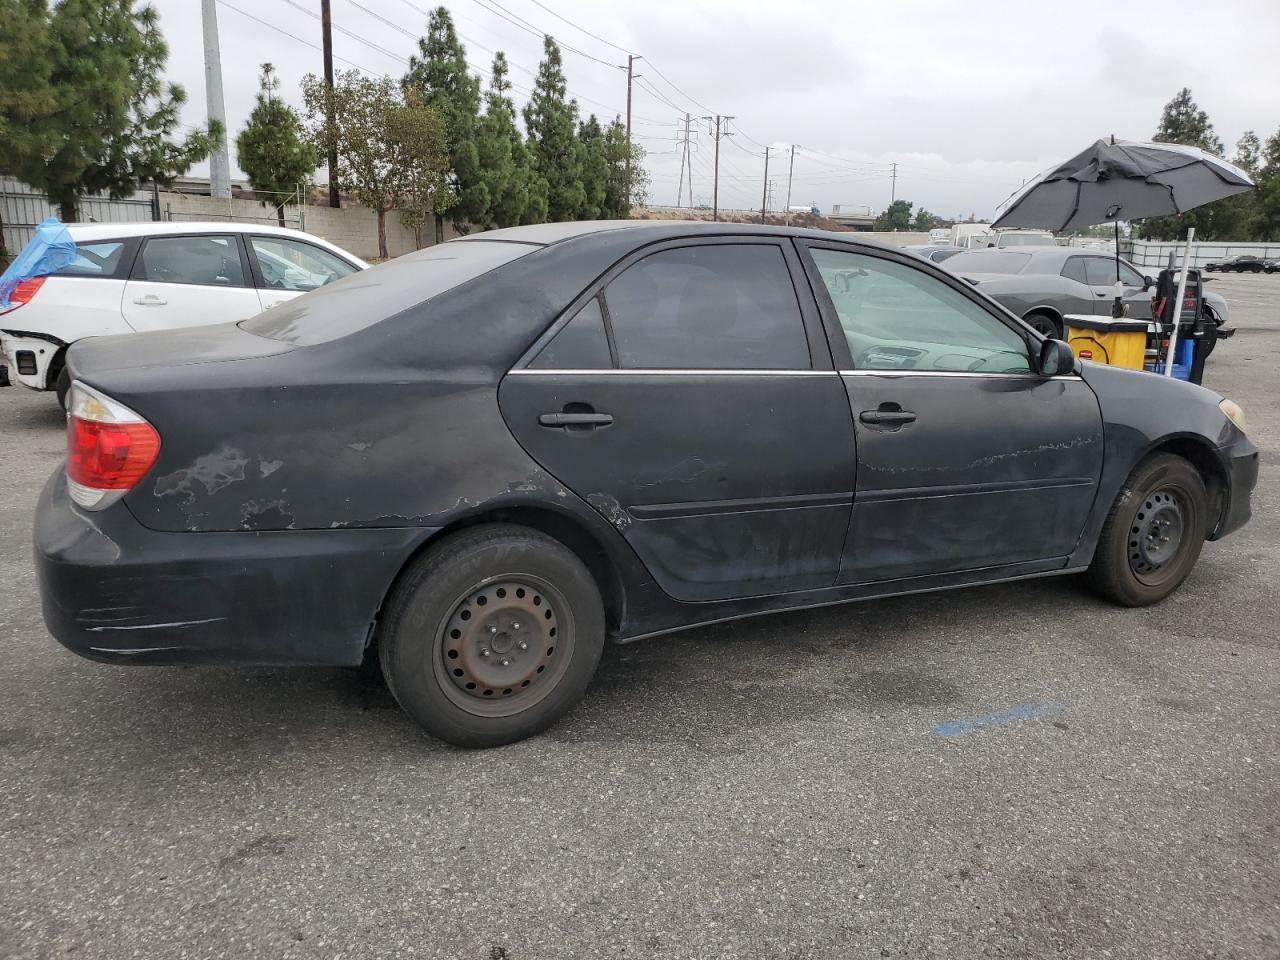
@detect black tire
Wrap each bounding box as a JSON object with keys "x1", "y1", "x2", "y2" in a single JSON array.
[
  {"x1": 1252, "y1": 265, "x2": 1263, "y2": 273},
  {"x1": 378, "y1": 524, "x2": 605, "y2": 748},
  {"x1": 54, "y1": 364, "x2": 71, "y2": 410},
  {"x1": 1024, "y1": 311, "x2": 1062, "y2": 339},
  {"x1": 1086, "y1": 454, "x2": 1208, "y2": 606}
]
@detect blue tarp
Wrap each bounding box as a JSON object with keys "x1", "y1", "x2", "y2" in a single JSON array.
[{"x1": 0, "y1": 217, "x2": 76, "y2": 308}]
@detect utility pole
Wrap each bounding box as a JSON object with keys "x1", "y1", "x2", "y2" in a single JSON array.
[
  {"x1": 702, "y1": 115, "x2": 733, "y2": 222},
  {"x1": 760, "y1": 146, "x2": 771, "y2": 224},
  {"x1": 625, "y1": 54, "x2": 641, "y2": 210},
  {"x1": 321, "y1": 0, "x2": 339, "y2": 208},
  {"x1": 784, "y1": 144, "x2": 797, "y2": 220},
  {"x1": 200, "y1": 0, "x2": 231, "y2": 199},
  {"x1": 890, "y1": 161, "x2": 898, "y2": 205}
]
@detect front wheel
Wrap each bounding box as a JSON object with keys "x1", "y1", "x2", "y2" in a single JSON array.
[
  {"x1": 1023, "y1": 311, "x2": 1062, "y2": 339},
  {"x1": 378, "y1": 524, "x2": 605, "y2": 748},
  {"x1": 1086, "y1": 454, "x2": 1208, "y2": 606}
]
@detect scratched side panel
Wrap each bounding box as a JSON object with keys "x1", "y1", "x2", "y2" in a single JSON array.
[{"x1": 837, "y1": 374, "x2": 1105, "y2": 581}]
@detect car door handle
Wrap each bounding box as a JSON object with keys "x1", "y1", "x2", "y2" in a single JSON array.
[
  {"x1": 859, "y1": 408, "x2": 917, "y2": 427},
  {"x1": 132, "y1": 294, "x2": 167, "y2": 305},
  {"x1": 538, "y1": 412, "x2": 614, "y2": 428}
]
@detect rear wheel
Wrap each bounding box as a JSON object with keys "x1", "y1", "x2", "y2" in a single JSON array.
[
  {"x1": 1086, "y1": 454, "x2": 1208, "y2": 606},
  {"x1": 1024, "y1": 311, "x2": 1062, "y2": 339},
  {"x1": 378, "y1": 524, "x2": 605, "y2": 748}
]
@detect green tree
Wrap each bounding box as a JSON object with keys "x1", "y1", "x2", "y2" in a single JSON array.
[
  {"x1": 874, "y1": 199, "x2": 913, "y2": 231},
  {"x1": 302, "y1": 70, "x2": 448, "y2": 258},
  {"x1": 524, "y1": 37, "x2": 585, "y2": 222},
  {"x1": 474, "y1": 52, "x2": 526, "y2": 229},
  {"x1": 404, "y1": 6, "x2": 486, "y2": 239},
  {"x1": 235, "y1": 64, "x2": 317, "y2": 227},
  {"x1": 1140, "y1": 88, "x2": 1225, "y2": 240},
  {"x1": 0, "y1": 0, "x2": 218, "y2": 222},
  {"x1": 577, "y1": 115, "x2": 608, "y2": 220},
  {"x1": 395, "y1": 90, "x2": 454, "y2": 249},
  {"x1": 1252, "y1": 128, "x2": 1280, "y2": 242},
  {"x1": 603, "y1": 116, "x2": 645, "y2": 218},
  {"x1": 911, "y1": 206, "x2": 937, "y2": 231}
]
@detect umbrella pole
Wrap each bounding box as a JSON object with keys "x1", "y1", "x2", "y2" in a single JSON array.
[
  {"x1": 1164, "y1": 227, "x2": 1195, "y2": 378},
  {"x1": 1114, "y1": 221, "x2": 1121, "y2": 282}
]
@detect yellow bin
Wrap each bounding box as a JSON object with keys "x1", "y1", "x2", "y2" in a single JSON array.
[{"x1": 1064, "y1": 315, "x2": 1149, "y2": 370}]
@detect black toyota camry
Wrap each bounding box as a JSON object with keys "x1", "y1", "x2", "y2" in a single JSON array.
[{"x1": 35, "y1": 221, "x2": 1258, "y2": 747}]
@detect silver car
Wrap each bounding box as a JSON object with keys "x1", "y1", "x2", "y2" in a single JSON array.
[{"x1": 942, "y1": 246, "x2": 1229, "y2": 338}]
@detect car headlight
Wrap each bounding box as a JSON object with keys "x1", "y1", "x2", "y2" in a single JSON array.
[{"x1": 1220, "y1": 398, "x2": 1247, "y2": 432}]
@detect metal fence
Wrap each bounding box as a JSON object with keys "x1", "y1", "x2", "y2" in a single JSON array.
[
  {"x1": 1121, "y1": 238, "x2": 1280, "y2": 269},
  {"x1": 1, "y1": 178, "x2": 156, "y2": 253}
]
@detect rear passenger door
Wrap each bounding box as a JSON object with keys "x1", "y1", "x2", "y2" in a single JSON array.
[
  {"x1": 499, "y1": 238, "x2": 858, "y2": 602},
  {"x1": 121, "y1": 233, "x2": 263, "y2": 332}
]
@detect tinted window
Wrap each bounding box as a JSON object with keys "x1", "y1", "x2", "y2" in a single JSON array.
[
  {"x1": 251, "y1": 236, "x2": 358, "y2": 291},
  {"x1": 241, "y1": 240, "x2": 535, "y2": 345},
  {"x1": 57, "y1": 240, "x2": 127, "y2": 277},
  {"x1": 530, "y1": 298, "x2": 611, "y2": 369},
  {"x1": 1062, "y1": 257, "x2": 1088, "y2": 284},
  {"x1": 604, "y1": 244, "x2": 809, "y2": 369},
  {"x1": 811, "y1": 248, "x2": 1032, "y2": 374},
  {"x1": 138, "y1": 235, "x2": 245, "y2": 286},
  {"x1": 944, "y1": 251, "x2": 1031, "y2": 275}
]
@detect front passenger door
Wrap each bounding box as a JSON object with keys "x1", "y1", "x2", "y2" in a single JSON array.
[{"x1": 802, "y1": 243, "x2": 1105, "y2": 584}]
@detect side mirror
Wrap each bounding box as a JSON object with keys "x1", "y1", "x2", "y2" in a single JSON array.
[
  {"x1": 1038, "y1": 338, "x2": 1075, "y2": 376},
  {"x1": 1143, "y1": 275, "x2": 1154, "y2": 291}
]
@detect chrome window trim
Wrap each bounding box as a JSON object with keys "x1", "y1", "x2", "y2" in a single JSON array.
[
  {"x1": 507, "y1": 368, "x2": 837, "y2": 377},
  {"x1": 508, "y1": 368, "x2": 1080, "y2": 380}
]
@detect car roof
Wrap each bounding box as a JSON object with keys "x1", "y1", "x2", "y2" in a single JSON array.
[
  {"x1": 66, "y1": 221, "x2": 336, "y2": 242},
  {"x1": 452, "y1": 219, "x2": 893, "y2": 249}
]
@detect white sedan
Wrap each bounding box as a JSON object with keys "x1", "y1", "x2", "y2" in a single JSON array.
[{"x1": 0, "y1": 222, "x2": 366, "y2": 396}]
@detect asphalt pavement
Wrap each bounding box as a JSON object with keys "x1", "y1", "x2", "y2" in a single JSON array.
[{"x1": 2, "y1": 274, "x2": 1277, "y2": 959}]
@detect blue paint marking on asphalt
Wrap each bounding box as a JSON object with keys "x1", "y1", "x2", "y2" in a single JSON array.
[{"x1": 933, "y1": 700, "x2": 1063, "y2": 737}]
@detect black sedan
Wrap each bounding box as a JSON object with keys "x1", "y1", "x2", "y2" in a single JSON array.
[
  {"x1": 1205, "y1": 254, "x2": 1265, "y2": 273},
  {"x1": 36, "y1": 221, "x2": 1258, "y2": 747}
]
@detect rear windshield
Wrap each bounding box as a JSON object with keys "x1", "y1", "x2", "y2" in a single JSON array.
[
  {"x1": 240, "y1": 240, "x2": 536, "y2": 345},
  {"x1": 56, "y1": 240, "x2": 128, "y2": 277},
  {"x1": 944, "y1": 251, "x2": 1032, "y2": 274}
]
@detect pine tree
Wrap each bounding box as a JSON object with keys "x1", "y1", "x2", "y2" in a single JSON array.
[
  {"x1": 577, "y1": 115, "x2": 608, "y2": 220},
  {"x1": 524, "y1": 37, "x2": 585, "y2": 222},
  {"x1": 1140, "y1": 88, "x2": 1225, "y2": 240},
  {"x1": 0, "y1": 0, "x2": 218, "y2": 222},
  {"x1": 1253, "y1": 128, "x2": 1280, "y2": 242},
  {"x1": 475, "y1": 52, "x2": 525, "y2": 229},
  {"x1": 236, "y1": 64, "x2": 318, "y2": 227},
  {"x1": 404, "y1": 6, "x2": 486, "y2": 238},
  {"x1": 1153, "y1": 88, "x2": 1223, "y2": 155},
  {"x1": 602, "y1": 117, "x2": 645, "y2": 217}
]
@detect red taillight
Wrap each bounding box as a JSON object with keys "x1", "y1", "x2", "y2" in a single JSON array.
[
  {"x1": 64, "y1": 382, "x2": 161, "y2": 510},
  {"x1": 67, "y1": 417, "x2": 161, "y2": 489},
  {"x1": 1, "y1": 275, "x2": 46, "y2": 311}
]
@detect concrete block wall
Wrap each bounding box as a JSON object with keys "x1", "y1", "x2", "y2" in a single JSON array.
[{"x1": 156, "y1": 192, "x2": 466, "y2": 260}]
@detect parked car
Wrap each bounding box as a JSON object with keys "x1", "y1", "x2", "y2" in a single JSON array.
[
  {"x1": 0, "y1": 222, "x2": 366, "y2": 399},
  {"x1": 943, "y1": 246, "x2": 1230, "y2": 339},
  {"x1": 904, "y1": 244, "x2": 966, "y2": 264},
  {"x1": 1264, "y1": 258, "x2": 1280, "y2": 274},
  {"x1": 1205, "y1": 254, "x2": 1265, "y2": 273},
  {"x1": 993, "y1": 229, "x2": 1058, "y2": 248},
  {"x1": 36, "y1": 221, "x2": 1257, "y2": 747}
]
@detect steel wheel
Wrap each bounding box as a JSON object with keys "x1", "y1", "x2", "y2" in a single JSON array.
[
  {"x1": 1127, "y1": 489, "x2": 1186, "y2": 584},
  {"x1": 434, "y1": 575, "x2": 573, "y2": 718}
]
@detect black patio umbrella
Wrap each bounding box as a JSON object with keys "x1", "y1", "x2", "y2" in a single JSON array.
[{"x1": 993, "y1": 137, "x2": 1254, "y2": 281}]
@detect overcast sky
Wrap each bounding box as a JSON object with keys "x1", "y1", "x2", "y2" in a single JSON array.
[{"x1": 155, "y1": 0, "x2": 1280, "y2": 220}]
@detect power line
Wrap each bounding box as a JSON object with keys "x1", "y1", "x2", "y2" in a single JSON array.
[
  {"x1": 215, "y1": 0, "x2": 379, "y2": 74},
  {"x1": 467, "y1": 0, "x2": 624, "y2": 70},
  {"x1": 525, "y1": 0, "x2": 634, "y2": 55}
]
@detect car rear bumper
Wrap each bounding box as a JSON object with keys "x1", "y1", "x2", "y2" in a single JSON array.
[
  {"x1": 1211, "y1": 434, "x2": 1258, "y2": 541},
  {"x1": 34, "y1": 470, "x2": 435, "y2": 666}
]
